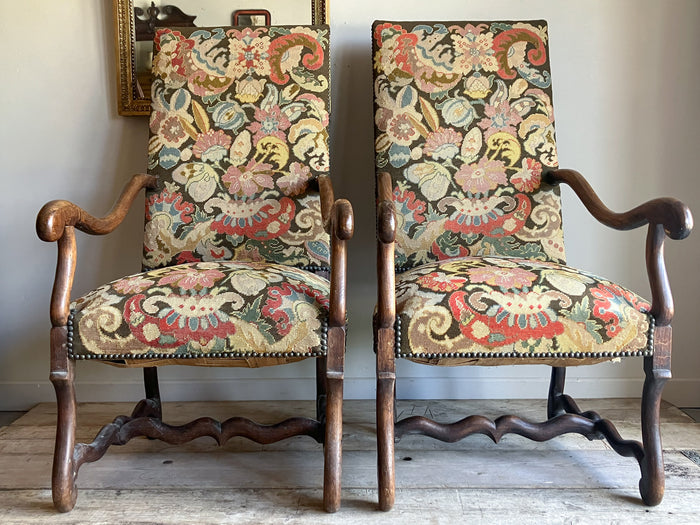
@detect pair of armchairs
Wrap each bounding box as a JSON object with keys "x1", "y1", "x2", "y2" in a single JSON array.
[{"x1": 37, "y1": 21, "x2": 692, "y2": 513}]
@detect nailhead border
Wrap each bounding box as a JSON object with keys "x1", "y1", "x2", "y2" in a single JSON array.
[
  {"x1": 67, "y1": 310, "x2": 329, "y2": 361},
  {"x1": 393, "y1": 313, "x2": 656, "y2": 360}
]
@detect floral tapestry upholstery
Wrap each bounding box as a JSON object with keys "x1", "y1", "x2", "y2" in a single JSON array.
[
  {"x1": 68, "y1": 262, "x2": 330, "y2": 362},
  {"x1": 145, "y1": 25, "x2": 331, "y2": 270},
  {"x1": 373, "y1": 20, "x2": 565, "y2": 270},
  {"x1": 395, "y1": 257, "x2": 652, "y2": 361}
]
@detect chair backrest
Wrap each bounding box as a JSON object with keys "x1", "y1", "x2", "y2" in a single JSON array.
[
  {"x1": 144, "y1": 25, "x2": 331, "y2": 271},
  {"x1": 373, "y1": 20, "x2": 566, "y2": 271}
]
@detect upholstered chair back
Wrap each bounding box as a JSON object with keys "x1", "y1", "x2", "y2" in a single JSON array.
[
  {"x1": 144, "y1": 26, "x2": 331, "y2": 271},
  {"x1": 373, "y1": 20, "x2": 565, "y2": 271}
]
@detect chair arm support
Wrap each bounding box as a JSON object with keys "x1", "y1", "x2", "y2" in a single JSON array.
[
  {"x1": 376, "y1": 172, "x2": 396, "y2": 329},
  {"x1": 36, "y1": 174, "x2": 157, "y2": 242},
  {"x1": 547, "y1": 169, "x2": 693, "y2": 239},
  {"x1": 36, "y1": 174, "x2": 157, "y2": 327},
  {"x1": 549, "y1": 168, "x2": 693, "y2": 326},
  {"x1": 318, "y1": 175, "x2": 354, "y2": 327}
]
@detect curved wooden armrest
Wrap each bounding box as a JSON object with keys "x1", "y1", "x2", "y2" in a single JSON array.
[
  {"x1": 376, "y1": 172, "x2": 397, "y2": 328},
  {"x1": 377, "y1": 171, "x2": 396, "y2": 244},
  {"x1": 37, "y1": 174, "x2": 157, "y2": 327},
  {"x1": 330, "y1": 199, "x2": 354, "y2": 241},
  {"x1": 377, "y1": 201, "x2": 396, "y2": 244},
  {"x1": 318, "y1": 175, "x2": 354, "y2": 240},
  {"x1": 547, "y1": 169, "x2": 693, "y2": 239},
  {"x1": 318, "y1": 175, "x2": 354, "y2": 329},
  {"x1": 37, "y1": 174, "x2": 158, "y2": 242},
  {"x1": 548, "y1": 168, "x2": 693, "y2": 326}
]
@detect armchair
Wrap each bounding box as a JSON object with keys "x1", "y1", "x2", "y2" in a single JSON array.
[
  {"x1": 372, "y1": 20, "x2": 692, "y2": 510},
  {"x1": 37, "y1": 24, "x2": 351, "y2": 513}
]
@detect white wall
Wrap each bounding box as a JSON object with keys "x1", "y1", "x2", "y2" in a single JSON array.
[{"x1": 0, "y1": 0, "x2": 698, "y2": 410}]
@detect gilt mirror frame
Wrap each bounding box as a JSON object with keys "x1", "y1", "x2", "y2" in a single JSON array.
[{"x1": 113, "y1": 0, "x2": 328, "y2": 116}]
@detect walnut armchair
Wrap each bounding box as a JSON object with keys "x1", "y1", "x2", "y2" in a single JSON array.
[
  {"x1": 37, "y1": 25, "x2": 351, "y2": 513},
  {"x1": 372, "y1": 20, "x2": 692, "y2": 510}
]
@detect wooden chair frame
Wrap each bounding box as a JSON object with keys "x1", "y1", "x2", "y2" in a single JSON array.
[
  {"x1": 375, "y1": 168, "x2": 692, "y2": 510},
  {"x1": 37, "y1": 173, "x2": 353, "y2": 513}
]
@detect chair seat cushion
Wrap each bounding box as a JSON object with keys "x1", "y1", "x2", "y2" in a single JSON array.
[
  {"x1": 69, "y1": 262, "x2": 330, "y2": 363},
  {"x1": 395, "y1": 256, "x2": 652, "y2": 363}
]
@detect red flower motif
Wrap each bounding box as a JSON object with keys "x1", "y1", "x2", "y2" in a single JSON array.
[
  {"x1": 449, "y1": 290, "x2": 564, "y2": 345},
  {"x1": 444, "y1": 193, "x2": 529, "y2": 236},
  {"x1": 423, "y1": 127, "x2": 462, "y2": 160},
  {"x1": 146, "y1": 189, "x2": 194, "y2": 225},
  {"x1": 263, "y1": 282, "x2": 329, "y2": 336},
  {"x1": 591, "y1": 283, "x2": 650, "y2": 337},
  {"x1": 248, "y1": 105, "x2": 291, "y2": 145},
  {"x1": 192, "y1": 130, "x2": 232, "y2": 162},
  {"x1": 212, "y1": 197, "x2": 295, "y2": 240},
  {"x1": 417, "y1": 272, "x2": 467, "y2": 292},
  {"x1": 393, "y1": 188, "x2": 426, "y2": 224},
  {"x1": 511, "y1": 158, "x2": 542, "y2": 192}
]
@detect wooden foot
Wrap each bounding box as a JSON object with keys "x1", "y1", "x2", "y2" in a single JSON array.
[
  {"x1": 639, "y1": 328, "x2": 671, "y2": 506},
  {"x1": 376, "y1": 327, "x2": 396, "y2": 511},
  {"x1": 323, "y1": 329, "x2": 344, "y2": 513},
  {"x1": 50, "y1": 326, "x2": 78, "y2": 512}
]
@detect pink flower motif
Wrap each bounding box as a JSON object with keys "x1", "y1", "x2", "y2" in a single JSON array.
[
  {"x1": 417, "y1": 272, "x2": 467, "y2": 292},
  {"x1": 277, "y1": 162, "x2": 312, "y2": 196},
  {"x1": 247, "y1": 106, "x2": 291, "y2": 145},
  {"x1": 223, "y1": 159, "x2": 274, "y2": 197},
  {"x1": 423, "y1": 127, "x2": 463, "y2": 160},
  {"x1": 192, "y1": 130, "x2": 232, "y2": 162},
  {"x1": 158, "y1": 267, "x2": 226, "y2": 290},
  {"x1": 113, "y1": 275, "x2": 154, "y2": 295},
  {"x1": 477, "y1": 100, "x2": 523, "y2": 139},
  {"x1": 455, "y1": 158, "x2": 507, "y2": 194},
  {"x1": 161, "y1": 115, "x2": 187, "y2": 144},
  {"x1": 468, "y1": 266, "x2": 537, "y2": 289},
  {"x1": 387, "y1": 113, "x2": 420, "y2": 146},
  {"x1": 511, "y1": 158, "x2": 542, "y2": 192}
]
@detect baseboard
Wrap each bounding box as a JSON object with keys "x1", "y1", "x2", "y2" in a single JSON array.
[
  {"x1": 660, "y1": 379, "x2": 700, "y2": 408},
  {"x1": 0, "y1": 376, "x2": 660, "y2": 411}
]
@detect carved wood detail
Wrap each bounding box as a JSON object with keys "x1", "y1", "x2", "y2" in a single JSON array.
[{"x1": 73, "y1": 401, "x2": 324, "y2": 472}]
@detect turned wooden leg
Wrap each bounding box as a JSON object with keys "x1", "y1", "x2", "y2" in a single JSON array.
[
  {"x1": 143, "y1": 367, "x2": 162, "y2": 416},
  {"x1": 50, "y1": 326, "x2": 78, "y2": 512},
  {"x1": 547, "y1": 367, "x2": 567, "y2": 419},
  {"x1": 316, "y1": 357, "x2": 327, "y2": 427},
  {"x1": 376, "y1": 327, "x2": 396, "y2": 511},
  {"x1": 323, "y1": 328, "x2": 344, "y2": 513},
  {"x1": 639, "y1": 326, "x2": 671, "y2": 506}
]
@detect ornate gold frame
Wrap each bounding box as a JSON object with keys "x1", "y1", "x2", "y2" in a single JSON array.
[{"x1": 113, "y1": 0, "x2": 328, "y2": 116}]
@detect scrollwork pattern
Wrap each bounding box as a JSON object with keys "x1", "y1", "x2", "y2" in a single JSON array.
[
  {"x1": 145, "y1": 26, "x2": 331, "y2": 270},
  {"x1": 373, "y1": 21, "x2": 566, "y2": 269}
]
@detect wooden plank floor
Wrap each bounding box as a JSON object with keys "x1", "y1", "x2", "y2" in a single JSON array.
[{"x1": 1, "y1": 399, "x2": 699, "y2": 524}]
